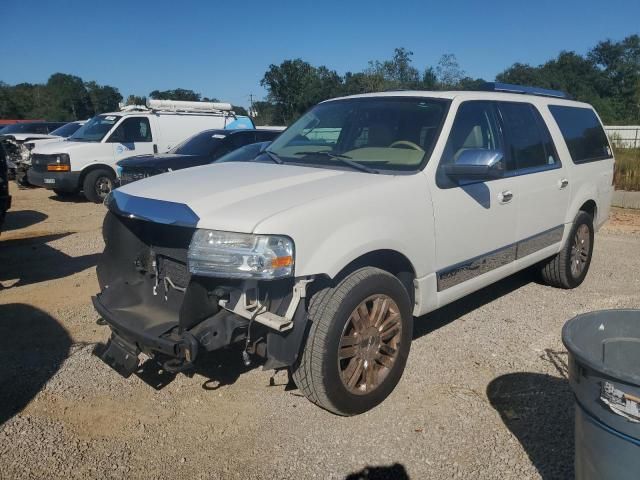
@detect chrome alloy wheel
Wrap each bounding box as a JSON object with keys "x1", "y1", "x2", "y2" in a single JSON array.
[
  {"x1": 338, "y1": 294, "x2": 402, "y2": 395},
  {"x1": 96, "y1": 176, "x2": 113, "y2": 199},
  {"x1": 570, "y1": 224, "x2": 590, "y2": 278}
]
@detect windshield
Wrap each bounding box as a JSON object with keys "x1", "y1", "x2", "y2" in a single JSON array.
[
  {"x1": 69, "y1": 115, "x2": 120, "y2": 142},
  {"x1": 170, "y1": 130, "x2": 224, "y2": 155},
  {"x1": 50, "y1": 122, "x2": 82, "y2": 138},
  {"x1": 267, "y1": 97, "x2": 449, "y2": 173},
  {"x1": 215, "y1": 141, "x2": 270, "y2": 164},
  {"x1": 0, "y1": 123, "x2": 43, "y2": 134}
]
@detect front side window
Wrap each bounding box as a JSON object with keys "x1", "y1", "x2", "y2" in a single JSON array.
[
  {"x1": 107, "y1": 117, "x2": 152, "y2": 143},
  {"x1": 548, "y1": 105, "x2": 612, "y2": 163},
  {"x1": 499, "y1": 102, "x2": 557, "y2": 170},
  {"x1": 267, "y1": 97, "x2": 449, "y2": 173},
  {"x1": 70, "y1": 115, "x2": 121, "y2": 142},
  {"x1": 440, "y1": 101, "x2": 505, "y2": 167}
]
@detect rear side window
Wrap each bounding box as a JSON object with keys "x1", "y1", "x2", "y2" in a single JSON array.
[
  {"x1": 548, "y1": 105, "x2": 612, "y2": 163},
  {"x1": 499, "y1": 103, "x2": 558, "y2": 170}
]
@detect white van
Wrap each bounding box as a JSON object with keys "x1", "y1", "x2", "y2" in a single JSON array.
[{"x1": 28, "y1": 100, "x2": 254, "y2": 202}]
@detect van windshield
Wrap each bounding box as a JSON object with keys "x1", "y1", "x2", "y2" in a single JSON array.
[
  {"x1": 266, "y1": 97, "x2": 450, "y2": 173},
  {"x1": 69, "y1": 115, "x2": 121, "y2": 142}
]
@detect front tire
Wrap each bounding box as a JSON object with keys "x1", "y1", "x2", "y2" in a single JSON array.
[
  {"x1": 292, "y1": 267, "x2": 413, "y2": 416},
  {"x1": 539, "y1": 210, "x2": 594, "y2": 289},
  {"x1": 83, "y1": 168, "x2": 115, "y2": 203}
]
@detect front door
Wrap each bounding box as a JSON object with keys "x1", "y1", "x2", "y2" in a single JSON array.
[
  {"x1": 108, "y1": 116, "x2": 156, "y2": 163},
  {"x1": 430, "y1": 100, "x2": 518, "y2": 302}
]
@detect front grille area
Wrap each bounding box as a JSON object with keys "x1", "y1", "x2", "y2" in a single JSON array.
[
  {"x1": 31, "y1": 153, "x2": 55, "y2": 172},
  {"x1": 120, "y1": 167, "x2": 165, "y2": 185}
]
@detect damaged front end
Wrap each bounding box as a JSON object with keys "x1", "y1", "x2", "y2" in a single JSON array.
[
  {"x1": 0, "y1": 137, "x2": 34, "y2": 184},
  {"x1": 94, "y1": 190, "x2": 312, "y2": 378}
]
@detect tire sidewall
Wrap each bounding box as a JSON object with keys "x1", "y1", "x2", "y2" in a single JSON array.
[
  {"x1": 84, "y1": 169, "x2": 115, "y2": 203},
  {"x1": 322, "y1": 270, "x2": 413, "y2": 415},
  {"x1": 563, "y1": 211, "x2": 595, "y2": 288}
]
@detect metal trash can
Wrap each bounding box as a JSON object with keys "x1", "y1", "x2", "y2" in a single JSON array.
[{"x1": 563, "y1": 309, "x2": 640, "y2": 480}]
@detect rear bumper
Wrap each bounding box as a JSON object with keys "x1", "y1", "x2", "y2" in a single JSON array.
[{"x1": 27, "y1": 168, "x2": 81, "y2": 191}]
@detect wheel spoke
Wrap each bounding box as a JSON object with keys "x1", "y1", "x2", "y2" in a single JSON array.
[
  {"x1": 372, "y1": 298, "x2": 390, "y2": 328},
  {"x1": 358, "y1": 303, "x2": 372, "y2": 327},
  {"x1": 364, "y1": 362, "x2": 376, "y2": 391},
  {"x1": 345, "y1": 358, "x2": 365, "y2": 388},
  {"x1": 378, "y1": 312, "x2": 400, "y2": 335},
  {"x1": 380, "y1": 325, "x2": 401, "y2": 341},
  {"x1": 350, "y1": 309, "x2": 367, "y2": 333},
  {"x1": 375, "y1": 350, "x2": 394, "y2": 369},
  {"x1": 339, "y1": 345, "x2": 358, "y2": 360}
]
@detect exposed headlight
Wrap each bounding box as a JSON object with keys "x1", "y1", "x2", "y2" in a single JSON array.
[{"x1": 188, "y1": 230, "x2": 294, "y2": 279}]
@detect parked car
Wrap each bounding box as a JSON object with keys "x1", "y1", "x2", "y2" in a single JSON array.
[
  {"x1": 0, "y1": 121, "x2": 67, "y2": 178},
  {"x1": 0, "y1": 143, "x2": 11, "y2": 233},
  {"x1": 94, "y1": 84, "x2": 613, "y2": 415},
  {"x1": 27, "y1": 100, "x2": 255, "y2": 202},
  {"x1": 117, "y1": 129, "x2": 280, "y2": 186},
  {"x1": 13, "y1": 121, "x2": 87, "y2": 187}
]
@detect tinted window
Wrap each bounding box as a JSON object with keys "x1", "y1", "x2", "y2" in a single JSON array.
[
  {"x1": 268, "y1": 97, "x2": 449, "y2": 172},
  {"x1": 499, "y1": 103, "x2": 557, "y2": 170},
  {"x1": 50, "y1": 122, "x2": 82, "y2": 138},
  {"x1": 215, "y1": 141, "x2": 270, "y2": 164},
  {"x1": 0, "y1": 123, "x2": 46, "y2": 134},
  {"x1": 255, "y1": 130, "x2": 280, "y2": 142},
  {"x1": 440, "y1": 101, "x2": 505, "y2": 167},
  {"x1": 172, "y1": 130, "x2": 224, "y2": 156},
  {"x1": 549, "y1": 105, "x2": 611, "y2": 163},
  {"x1": 108, "y1": 117, "x2": 152, "y2": 143},
  {"x1": 229, "y1": 131, "x2": 256, "y2": 148}
]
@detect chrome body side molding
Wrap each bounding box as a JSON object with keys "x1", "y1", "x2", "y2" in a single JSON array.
[{"x1": 437, "y1": 225, "x2": 565, "y2": 291}]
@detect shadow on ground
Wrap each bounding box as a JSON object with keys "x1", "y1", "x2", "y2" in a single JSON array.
[
  {"x1": 1, "y1": 209, "x2": 48, "y2": 232},
  {"x1": 487, "y1": 372, "x2": 574, "y2": 479},
  {"x1": 48, "y1": 193, "x2": 86, "y2": 203},
  {"x1": 345, "y1": 463, "x2": 409, "y2": 479},
  {"x1": 0, "y1": 303, "x2": 72, "y2": 425},
  {"x1": 413, "y1": 269, "x2": 536, "y2": 340},
  {"x1": 0, "y1": 232, "x2": 100, "y2": 288}
]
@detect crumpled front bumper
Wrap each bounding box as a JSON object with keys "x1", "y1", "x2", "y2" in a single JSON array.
[{"x1": 92, "y1": 294, "x2": 199, "y2": 377}]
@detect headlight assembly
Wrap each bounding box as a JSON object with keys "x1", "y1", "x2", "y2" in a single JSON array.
[{"x1": 188, "y1": 230, "x2": 294, "y2": 279}]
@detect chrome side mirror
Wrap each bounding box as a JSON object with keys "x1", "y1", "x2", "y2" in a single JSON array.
[{"x1": 442, "y1": 149, "x2": 505, "y2": 180}]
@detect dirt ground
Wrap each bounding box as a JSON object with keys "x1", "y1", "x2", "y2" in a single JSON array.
[{"x1": 1, "y1": 186, "x2": 639, "y2": 479}]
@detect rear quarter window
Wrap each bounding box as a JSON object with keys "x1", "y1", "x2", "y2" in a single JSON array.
[{"x1": 548, "y1": 105, "x2": 612, "y2": 164}]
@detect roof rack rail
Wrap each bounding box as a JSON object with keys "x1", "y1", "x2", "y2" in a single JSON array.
[{"x1": 479, "y1": 82, "x2": 573, "y2": 100}]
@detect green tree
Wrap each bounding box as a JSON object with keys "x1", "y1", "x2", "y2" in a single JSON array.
[
  {"x1": 125, "y1": 95, "x2": 147, "y2": 106},
  {"x1": 149, "y1": 88, "x2": 201, "y2": 101},
  {"x1": 435, "y1": 54, "x2": 466, "y2": 88},
  {"x1": 46, "y1": 73, "x2": 93, "y2": 121},
  {"x1": 85, "y1": 81, "x2": 122, "y2": 115}
]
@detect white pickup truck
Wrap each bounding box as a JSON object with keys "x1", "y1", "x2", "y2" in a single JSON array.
[{"x1": 93, "y1": 84, "x2": 614, "y2": 415}]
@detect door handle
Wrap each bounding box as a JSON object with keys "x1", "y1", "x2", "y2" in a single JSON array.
[
  {"x1": 559, "y1": 178, "x2": 569, "y2": 189},
  {"x1": 498, "y1": 190, "x2": 513, "y2": 204},
  {"x1": 153, "y1": 144, "x2": 158, "y2": 154}
]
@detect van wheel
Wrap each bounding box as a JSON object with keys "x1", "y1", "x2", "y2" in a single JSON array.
[
  {"x1": 292, "y1": 267, "x2": 413, "y2": 416},
  {"x1": 539, "y1": 211, "x2": 594, "y2": 289},
  {"x1": 83, "y1": 169, "x2": 115, "y2": 203}
]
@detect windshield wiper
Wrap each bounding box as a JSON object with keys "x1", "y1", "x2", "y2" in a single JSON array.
[
  {"x1": 294, "y1": 151, "x2": 379, "y2": 174},
  {"x1": 262, "y1": 150, "x2": 284, "y2": 164}
]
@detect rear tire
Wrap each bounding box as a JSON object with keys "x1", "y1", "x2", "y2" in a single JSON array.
[
  {"x1": 292, "y1": 267, "x2": 413, "y2": 416},
  {"x1": 539, "y1": 211, "x2": 594, "y2": 289},
  {"x1": 83, "y1": 168, "x2": 115, "y2": 203}
]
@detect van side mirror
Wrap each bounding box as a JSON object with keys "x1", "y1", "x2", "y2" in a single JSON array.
[{"x1": 442, "y1": 149, "x2": 505, "y2": 180}]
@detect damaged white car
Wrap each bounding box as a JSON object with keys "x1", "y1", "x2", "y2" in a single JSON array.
[{"x1": 94, "y1": 85, "x2": 613, "y2": 415}]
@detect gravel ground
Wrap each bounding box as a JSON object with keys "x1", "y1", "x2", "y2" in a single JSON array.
[{"x1": 1, "y1": 186, "x2": 639, "y2": 480}]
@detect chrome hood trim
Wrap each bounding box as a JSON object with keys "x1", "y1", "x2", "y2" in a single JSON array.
[{"x1": 106, "y1": 190, "x2": 200, "y2": 227}]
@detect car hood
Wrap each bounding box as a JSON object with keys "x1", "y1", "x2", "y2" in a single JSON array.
[
  {"x1": 116, "y1": 162, "x2": 398, "y2": 232},
  {"x1": 117, "y1": 153, "x2": 206, "y2": 170}
]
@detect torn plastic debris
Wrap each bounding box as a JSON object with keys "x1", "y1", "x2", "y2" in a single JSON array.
[{"x1": 601, "y1": 381, "x2": 640, "y2": 423}]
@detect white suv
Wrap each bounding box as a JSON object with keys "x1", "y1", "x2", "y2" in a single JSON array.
[{"x1": 94, "y1": 84, "x2": 614, "y2": 415}]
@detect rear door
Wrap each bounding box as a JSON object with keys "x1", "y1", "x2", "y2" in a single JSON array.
[
  {"x1": 106, "y1": 116, "x2": 156, "y2": 164},
  {"x1": 498, "y1": 102, "x2": 569, "y2": 262},
  {"x1": 431, "y1": 100, "x2": 518, "y2": 301}
]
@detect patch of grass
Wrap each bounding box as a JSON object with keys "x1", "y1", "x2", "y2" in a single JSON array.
[{"x1": 614, "y1": 148, "x2": 640, "y2": 191}]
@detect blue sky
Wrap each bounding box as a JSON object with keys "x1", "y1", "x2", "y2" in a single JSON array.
[{"x1": 4, "y1": 0, "x2": 639, "y2": 108}]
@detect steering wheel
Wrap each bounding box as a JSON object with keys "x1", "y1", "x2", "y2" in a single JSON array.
[{"x1": 389, "y1": 140, "x2": 424, "y2": 152}]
